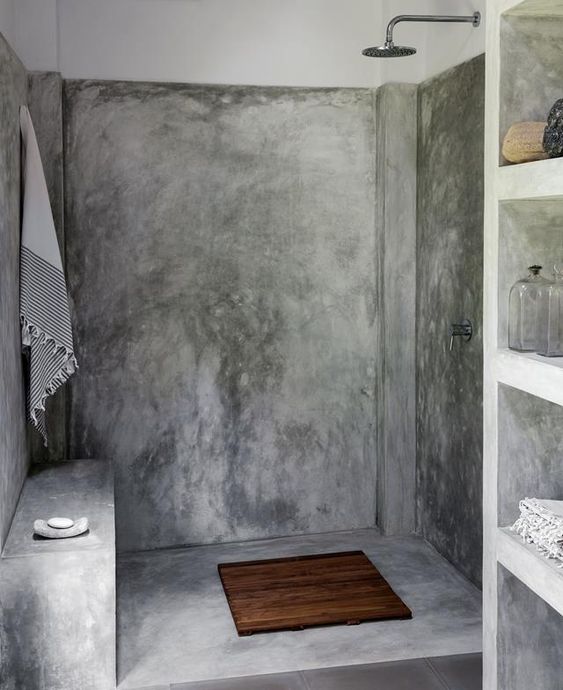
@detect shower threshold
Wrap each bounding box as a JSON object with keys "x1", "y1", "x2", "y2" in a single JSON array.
[{"x1": 117, "y1": 529, "x2": 482, "y2": 689}]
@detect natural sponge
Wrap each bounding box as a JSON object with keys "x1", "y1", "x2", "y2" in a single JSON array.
[{"x1": 502, "y1": 121, "x2": 548, "y2": 164}]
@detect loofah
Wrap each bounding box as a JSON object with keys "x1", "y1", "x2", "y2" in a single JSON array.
[{"x1": 502, "y1": 121, "x2": 548, "y2": 164}]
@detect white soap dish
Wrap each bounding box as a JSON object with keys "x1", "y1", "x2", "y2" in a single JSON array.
[{"x1": 34, "y1": 517, "x2": 89, "y2": 539}]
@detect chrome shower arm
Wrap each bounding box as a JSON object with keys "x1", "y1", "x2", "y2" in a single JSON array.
[{"x1": 386, "y1": 13, "x2": 481, "y2": 45}]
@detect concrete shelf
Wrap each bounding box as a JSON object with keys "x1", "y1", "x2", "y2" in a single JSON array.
[
  {"x1": 485, "y1": 1, "x2": 563, "y2": 687},
  {"x1": 497, "y1": 527, "x2": 563, "y2": 616},
  {"x1": 496, "y1": 349, "x2": 563, "y2": 407},
  {"x1": 497, "y1": 158, "x2": 563, "y2": 201}
]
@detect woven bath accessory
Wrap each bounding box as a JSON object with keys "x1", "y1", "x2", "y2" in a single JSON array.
[
  {"x1": 502, "y1": 121, "x2": 549, "y2": 164},
  {"x1": 34, "y1": 516, "x2": 89, "y2": 539}
]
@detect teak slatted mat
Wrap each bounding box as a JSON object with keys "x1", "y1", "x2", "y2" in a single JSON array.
[{"x1": 218, "y1": 550, "x2": 412, "y2": 636}]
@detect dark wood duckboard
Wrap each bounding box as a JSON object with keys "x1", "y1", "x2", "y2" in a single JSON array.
[{"x1": 218, "y1": 550, "x2": 412, "y2": 636}]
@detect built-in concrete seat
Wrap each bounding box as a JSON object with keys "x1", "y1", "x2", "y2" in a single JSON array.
[{"x1": 0, "y1": 459, "x2": 116, "y2": 690}]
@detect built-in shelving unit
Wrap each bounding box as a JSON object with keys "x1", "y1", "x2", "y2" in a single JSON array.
[
  {"x1": 497, "y1": 528, "x2": 563, "y2": 617},
  {"x1": 495, "y1": 349, "x2": 563, "y2": 407},
  {"x1": 497, "y1": 158, "x2": 563, "y2": 200},
  {"x1": 485, "y1": 0, "x2": 563, "y2": 688}
]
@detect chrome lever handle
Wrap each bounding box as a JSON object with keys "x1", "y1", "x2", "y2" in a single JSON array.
[{"x1": 449, "y1": 319, "x2": 473, "y2": 351}]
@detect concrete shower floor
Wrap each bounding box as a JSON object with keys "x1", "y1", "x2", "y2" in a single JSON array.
[{"x1": 117, "y1": 529, "x2": 482, "y2": 689}]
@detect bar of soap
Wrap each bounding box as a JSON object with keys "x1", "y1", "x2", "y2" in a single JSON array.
[{"x1": 47, "y1": 517, "x2": 74, "y2": 529}]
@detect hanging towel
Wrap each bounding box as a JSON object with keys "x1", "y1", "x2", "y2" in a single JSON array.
[{"x1": 19, "y1": 105, "x2": 77, "y2": 445}]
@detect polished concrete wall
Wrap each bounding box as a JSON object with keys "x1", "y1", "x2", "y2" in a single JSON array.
[
  {"x1": 416, "y1": 55, "x2": 485, "y2": 586},
  {"x1": 63, "y1": 81, "x2": 379, "y2": 552},
  {"x1": 375, "y1": 84, "x2": 417, "y2": 536},
  {"x1": 0, "y1": 32, "x2": 28, "y2": 550},
  {"x1": 498, "y1": 566, "x2": 563, "y2": 690},
  {"x1": 498, "y1": 385, "x2": 563, "y2": 528}
]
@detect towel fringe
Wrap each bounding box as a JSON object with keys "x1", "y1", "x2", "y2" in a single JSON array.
[
  {"x1": 512, "y1": 497, "x2": 563, "y2": 567},
  {"x1": 20, "y1": 316, "x2": 78, "y2": 427}
]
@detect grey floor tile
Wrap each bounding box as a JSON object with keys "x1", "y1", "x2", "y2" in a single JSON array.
[
  {"x1": 427, "y1": 654, "x2": 482, "y2": 690},
  {"x1": 303, "y1": 658, "x2": 447, "y2": 690},
  {"x1": 171, "y1": 671, "x2": 308, "y2": 690}
]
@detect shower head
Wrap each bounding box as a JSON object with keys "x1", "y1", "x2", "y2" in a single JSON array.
[
  {"x1": 362, "y1": 43, "x2": 417, "y2": 58},
  {"x1": 363, "y1": 12, "x2": 481, "y2": 58}
]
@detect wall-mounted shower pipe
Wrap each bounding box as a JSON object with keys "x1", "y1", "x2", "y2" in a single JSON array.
[
  {"x1": 385, "y1": 13, "x2": 481, "y2": 44},
  {"x1": 363, "y1": 12, "x2": 481, "y2": 58}
]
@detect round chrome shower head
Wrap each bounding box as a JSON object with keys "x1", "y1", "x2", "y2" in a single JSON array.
[
  {"x1": 362, "y1": 42, "x2": 417, "y2": 58},
  {"x1": 362, "y1": 12, "x2": 480, "y2": 59}
]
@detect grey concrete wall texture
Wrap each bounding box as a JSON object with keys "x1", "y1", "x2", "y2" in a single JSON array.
[
  {"x1": 416, "y1": 55, "x2": 485, "y2": 587},
  {"x1": 27, "y1": 71, "x2": 67, "y2": 463},
  {"x1": 63, "y1": 81, "x2": 379, "y2": 552},
  {"x1": 375, "y1": 84, "x2": 417, "y2": 536},
  {"x1": 0, "y1": 33, "x2": 29, "y2": 550},
  {"x1": 498, "y1": 385, "x2": 563, "y2": 528},
  {"x1": 498, "y1": 565, "x2": 563, "y2": 690}
]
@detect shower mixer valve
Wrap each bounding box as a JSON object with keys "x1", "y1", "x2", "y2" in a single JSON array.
[{"x1": 449, "y1": 319, "x2": 473, "y2": 351}]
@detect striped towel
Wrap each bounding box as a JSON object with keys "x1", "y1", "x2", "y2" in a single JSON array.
[{"x1": 19, "y1": 106, "x2": 77, "y2": 445}]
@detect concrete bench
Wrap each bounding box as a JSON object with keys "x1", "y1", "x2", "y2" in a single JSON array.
[{"x1": 0, "y1": 459, "x2": 116, "y2": 690}]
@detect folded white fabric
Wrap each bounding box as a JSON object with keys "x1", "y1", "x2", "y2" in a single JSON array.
[
  {"x1": 19, "y1": 105, "x2": 77, "y2": 445},
  {"x1": 512, "y1": 497, "x2": 563, "y2": 566}
]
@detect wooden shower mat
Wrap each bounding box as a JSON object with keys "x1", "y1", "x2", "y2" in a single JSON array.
[{"x1": 218, "y1": 550, "x2": 412, "y2": 636}]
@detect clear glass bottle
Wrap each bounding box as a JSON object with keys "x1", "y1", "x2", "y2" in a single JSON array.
[
  {"x1": 537, "y1": 266, "x2": 563, "y2": 357},
  {"x1": 508, "y1": 265, "x2": 549, "y2": 352}
]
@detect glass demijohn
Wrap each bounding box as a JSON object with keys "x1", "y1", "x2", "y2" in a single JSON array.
[
  {"x1": 508, "y1": 265, "x2": 548, "y2": 352},
  {"x1": 537, "y1": 266, "x2": 563, "y2": 357}
]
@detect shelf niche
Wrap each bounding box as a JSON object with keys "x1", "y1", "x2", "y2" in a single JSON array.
[
  {"x1": 498, "y1": 384, "x2": 563, "y2": 528},
  {"x1": 498, "y1": 565, "x2": 563, "y2": 690},
  {"x1": 499, "y1": 6, "x2": 563, "y2": 166},
  {"x1": 498, "y1": 198, "x2": 563, "y2": 349}
]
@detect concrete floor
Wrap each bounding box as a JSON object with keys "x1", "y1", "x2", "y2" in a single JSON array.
[
  {"x1": 117, "y1": 530, "x2": 482, "y2": 689},
  {"x1": 166, "y1": 654, "x2": 482, "y2": 689}
]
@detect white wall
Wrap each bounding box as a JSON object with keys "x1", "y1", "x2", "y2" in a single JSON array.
[
  {"x1": 12, "y1": 0, "x2": 58, "y2": 72},
  {"x1": 13, "y1": 0, "x2": 381, "y2": 87},
  {"x1": 0, "y1": 0, "x2": 15, "y2": 48},
  {"x1": 8, "y1": 0, "x2": 485, "y2": 87},
  {"x1": 381, "y1": 0, "x2": 486, "y2": 84}
]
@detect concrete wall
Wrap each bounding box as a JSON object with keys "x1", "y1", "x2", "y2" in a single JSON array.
[
  {"x1": 0, "y1": 32, "x2": 28, "y2": 550},
  {"x1": 64, "y1": 80, "x2": 379, "y2": 552},
  {"x1": 375, "y1": 84, "x2": 417, "y2": 536},
  {"x1": 416, "y1": 54, "x2": 485, "y2": 586},
  {"x1": 498, "y1": 386, "x2": 563, "y2": 528},
  {"x1": 498, "y1": 566, "x2": 563, "y2": 690}
]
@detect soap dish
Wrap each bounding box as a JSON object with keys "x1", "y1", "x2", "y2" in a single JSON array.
[{"x1": 33, "y1": 517, "x2": 89, "y2": 539}]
